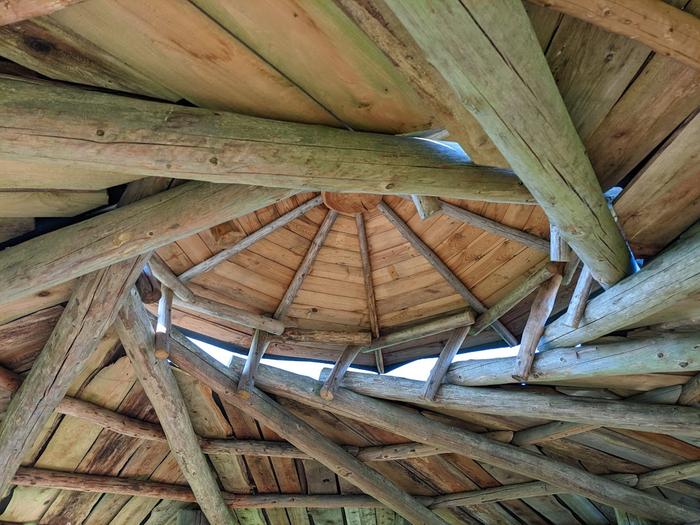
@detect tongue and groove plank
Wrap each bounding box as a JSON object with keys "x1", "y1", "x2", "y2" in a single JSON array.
[{"x1": 377, "y1": 0, "x2": 630, "y2": 288}]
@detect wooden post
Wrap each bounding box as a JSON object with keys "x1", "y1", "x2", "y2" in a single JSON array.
[
  {"x1": 379, "y1": 0, "x2": 631, "y2": 287},
  {"x1": 179, "y1": 195, "x2": 323, "y2": 282},
  {"x1": 0, "y1": 257, "x2": 147, "y2": 496},
  {"x1": 168, "y1": 333, "x2": 699, "y2": 523},
  {"x1": 0, "y1": 77, "x2": 533, "y2": 204},
  {"x1": 238, "y1": 209, "x2": 338, "y2": 393},
  {"x1": 447, "y1": 332, "x2": 700, "y2": 387},
  {"x1": 320, "y1": 345, "x2": 362, "y2": 401},
  {"x1": 148, "y1": 255, "x2": 196, "y2": 302},
  {"x1": 355, "y1": 212, "x2": 383, "y2": 372},
  {"x1": 528, "y1": 0, "x2": 700, "y2": 71},
  {"x1": 0, "y1": 181, "x2": 294, "y2": 306},
  {"x1": 116, "y1": 290, "x2": 233, "y2": 525},
  {"x1": 513, "y1": 274, "x2": 563, "y2": 381},
  {"x1": 422, "y1": 326, "x2": 470, "y2": 400},
  {"x1": 378, "y1": 200, "x2": 516, "y2": 346},
  {"x1": 542, "y1": 221, "x2": 700, "y2": 349},
  {"x1": 549, "y1": 225, "x2": 571, "y2": 262},
  {"x1": 564, "y1": 266, "x2": 594, "y2": 328},
  {"x1": 155, "y1": 286, "x2": 173, "y2": 360},
  {"x1": 440, "y1": 200, "x2": 550, "y2": 252},
  {"x1": 238, "y1": 329, "x2": 263, "y2": 393}
]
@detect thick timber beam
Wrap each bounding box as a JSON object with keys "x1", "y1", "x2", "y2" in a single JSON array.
[
  {"x1": 0, "y1": 181, "x2": 293, "y2": 307},
  {"x1": 529, "y1": 0, "x2": 700, "y2": 71},
  {"x1": 148, "y1": 255, "x2": 195, "y2": 302},
  {"x1": 0, "y1": 77, "x2": 532, "y2": 204},
  {"x1": 447, "y1": 333, "x2": 700, "y2": 387},
  {"x1": 116, "y1": 291, "x2": 233, "y2": 524},
  {"x1": 378, "y1": 201, "x2": 516, "y2": 345},
  {"x1": 422, "y1": 326, "x2": 470, "y2": 400},
  {"x1": 168, "y1": 330, "x2": 698, "y2": 523},
  {"x1": 0, "y1": 0, "x2": 84, "y2": 25},
  {"x1": 239, "y1": 209, "x2": 337, "y2": 393},
  {"x1": 0, "y1": 257, "x2": 146, "y2": 495},
  {"x1": 381, "y1": 0, "x2": 630, "y2": 287},
  {"x1": 324, "y1": 371, "x2": 700, "y2": 437},
  {"x1": 513, "y1": 274, "x2": 563, "y2": 381},
  {"x1": 179, "y1": 195, "x2": 323, "y2": 282},
  {"x1": 542, "y1": 221, "x2": 700, "y2": 348}
]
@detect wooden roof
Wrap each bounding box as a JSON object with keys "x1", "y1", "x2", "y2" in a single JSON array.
[{"x1": 0, "y1": 0, "x2": 699, "y2": 524}]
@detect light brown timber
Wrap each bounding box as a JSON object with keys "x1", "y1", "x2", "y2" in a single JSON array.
[
  {"x1": 0, "y1": 77, "x2": 533, "y2": 204},
  {"x1": 116, "y1": 290, "x2": 233, "y2": 524},
  {"x1": 422, "y1": 326, "x2": 470, "y2": 401},
  {"x1": 320, "y1": 345, "x2": 362, "y2": 401},
  {"x1": 564, "y1": 266, "x2": 594, "y2": 328},
  {"x1": 381, "y1": 0, "x2": 630, "y2": 287},
  {"x1": 0, "y1": 180, "x2": 294, "y2": 307},
  {"x1": 513, "y1": 274, "x2": 563, "y2": 381},
  {"x1": 528, "y1": 0, "x2": 700, "y2": 71},
  {"x1": 549, "y1": 225, "x2": 571, "y2": 262},
  {"x1": 542, "y1": 221, "x2": 700, "y2": 348},
  {"x1": 355, "y1": 211, "x2": 383, "y2": 371},
  {"x1": 154, "y1": 287, "x2": 173, "y2": 360},
  {"x1": 148, "y1": 255, "x2": 195, "y2": 302},
  {"x1": 168, "y1": 331, "x2": 699, "y2": 523},
  {"x1": 0, "y1": 0, "x2": 85, "y2": 26},
  {"x1": 276, "y1": 328, "x2": 371, "y2": 346},
  {"x1": 378, "y1": 200, "x2": 516, "y2": 346},
  {"x1": 412, "y1": 195, "x2": 442, "y2": 220}
]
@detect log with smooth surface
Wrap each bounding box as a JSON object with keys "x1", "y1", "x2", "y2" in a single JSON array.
[
  {"x1": 447, "y1": 333, "x2": 700, "y2": 387},
  {"x1": 378, "y1": 200, "x2": 516, "y2": 345},
  {"x1": 382, "y1": 0, "x2": 630, "y2": 287},
  {"x1": 167, "y1": 331, "x2": 699, "y2": 523},
  {"x1": 528, "y1": 0, "x2": 700, "y2": 71},
  {"x1": 116, "y1": 290, "x2": 233, "y2": 525},
  {"x1": 542, "y1": 221, "x2": 700, "y2": 348},
  {"x1": 0, "y1": 180, "x2": 294, "y2": 307},
  {"x1": 0, "y1": 77, "x2": 533, "y2": 204}
]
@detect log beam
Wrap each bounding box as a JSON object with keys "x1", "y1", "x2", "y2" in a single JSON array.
[
  {"x1": 447, "y1": 333, "x2": 700, "y2": 387},
  {"x1": 378, "y1": 200, "x2": 516, "y2": 345},
  {"x1": 148, "y1": 255, "x2": 195, "y2": 302},
  {"x1": 154, "y1": 286, "x2": 173, "y2": 360},
  {"x1": 116, "y1": 290, "x2": 233, "y2": 524},
  {"x1": 0, "y1": 77, "x2": 533, "y2": 204},
  {"x1": 355, "y1": 212, "x2": 383, "y2": 372},
  {"x1": 529, "y1": 0, "x2": 700, "y2": 71},
  {"x1": 564, "y1": 266, "x2": 594, "y2": 328},
  {"x1": 542, "y1": 221, "x2": 700, "y2": 348},
  {"x1": 0, "y1": 0, "x2": 85, "y2": 26},
  {"x1": 411, "y1": 195, "x2": 442, "y2": 220},
  {"x1": 381, "y1": 0, "x2": 630, "y2": 287},
  {"x1": 168, "y1": 331, "x2": 698, "y2": 523},
  {"x1": 422, "y1": 326, "x2": 470, "y2": 400},
  {"x1": 320, "y1": 345, "x2": 361, "y2": 401},
  {"x1": 0, "y1": 181, "x2": 294, "y2": 307},
  {"x1": 513, "y1": 273, "x2": 563, "y2": 381}
]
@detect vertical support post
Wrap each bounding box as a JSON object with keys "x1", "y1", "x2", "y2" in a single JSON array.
[{"x1": 422, "y1": 326, "x2": 470, "y2": 400}]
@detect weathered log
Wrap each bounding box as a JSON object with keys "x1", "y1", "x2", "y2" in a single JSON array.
[
  {"x1": 564, "y1": 266, "x2": 594, "y2": 329},
  {"x1": 439, "y1": 200, "x2": 549, "y2": 252},
  {"x1": 411, "y1": 195, "x2": 442, "y2": 220},
  {"x1": 0, "y1": 180, "x2": 293, "y2": 306},
  {"x1": 148, "y1": 255, "x2": 195, "y2": 302},
  {"x1": 379, "y1": 200, "x2": 516, "y2": 344},
  {"x1": 325, "y1": 370, "x2": 700, "y2": 437},
  {"x1": 276, "y1": 328, "x2": 371, "y2": 346},
  {"x1": 173, "y1": 294, "x2": 285, "y2": 335},
  {"x1": 549, "y1": 225, "x2": 571, "y2": 262},
  {"x1": 614, "y1": 509, "x2": 655, "y2": 525},
  {"x1": 154, "y1": 286, "x2": 173, "y2": 360},
  {"x1": 513, "y1": 274, "x2": 563, "y2": 381},
  {"x1": 471, "y1": 262, "x2": 561, "y2": 335},
  {"x1": 679, "y1": 374, "x2": 700, "y2": 405},
  {"x1": 238, "y1": 328, "x2": 264, "y2": 393},
  {"x1": 116, "y1": 290, "x2": 233, "y2": 524},
  {"x1": 0, "y1": 258, "x2": 146, "y2": 495},
  {"x1": 355, "y1": 211, "x2": 383, "y2": 371},
  {"x1": 360, "y1": 309, "x2": 474, "y2": 353},
  {"x1": 447, "y1": 333, "x2": 700, "y2": 387},
  {"x1": 320, "y1": 345, "x2": 362, "y2": 401},
  {"x1": 528, "y1": 0, "x2": 700, "y2": 71},
  {"x1": 512, "y1": 421, "x2": 598, "y2": 447},
  {"x1": 381, "y1": 0, "x2": 630, "y2": 287},
  {"x1": 135, "y1": 267, "x2": 161, "y2": 304},
  {"x1": 179, "y1": 195, "x2": 323, "y2": 282},
  {"x1": 168, "y1": 331, "x2": 699, "y2": 523},
  {"x1": 542, "y1": 221, "x2": 700, "y2": 348},
  {"x1": 0, "y1": 77, "x2": 533, "y2": 204},
  {"x1": 422, "y1": 326, "x2": 470, "y2": 401},
  {"x1": 0, "y1": 0, "x2": 84, "y2": 26}
]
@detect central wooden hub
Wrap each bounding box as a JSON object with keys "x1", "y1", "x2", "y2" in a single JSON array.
[{"x1": 322, "y1": 192, "x2": 383, "y2": 216}]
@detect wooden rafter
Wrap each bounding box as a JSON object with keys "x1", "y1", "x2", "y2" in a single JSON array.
[
  {"x1": 447, "y1": 332, "x2": 700, "y2": 387},
  {"x1": 422, "y1": 326, "x2": 471, "y2": 400},
  {"x1": 328, "y1": 370, "x2": 700, "y2": 437},
  {"x1": 0, "y1": 0, "x2": 85, "y2": 26},
  {"x1": 529, "y1": 0, "x2": 700, "y2": 71},
  {"x1": 154, "y1": 286, "x2": 173, "y2": 360},
  {"x1": 355, "y1": 212, "x2": 383, "y2": 366},
  {"x1": 238, "y1": 208, "x2": 338, "y2": 393},
  {"x1": 543, "y1": 221, "x2": 700, "y2": 348},
  {"x1": 320, "y1": 345, "x2": 362, "y2": 401},
  {"x1": 178, "y1": 195, "x2": 324, "y2": 282},
  {"x1": 564, "y1": 266, "x2": 594, "y2": 328},
  {"x1": 168, "y1": 333, "x2": 698, "y2": 523},
  {"x1": 380, "y1": 0, "x2": 630, "y2": 287},
  {"x1": 148, "y1": 255, "x2": 196, "y2": 302},
  {"x1": 116, "y1": 290, "x2": 233, "y2": 524},
  {"x1": 0, "y1": 181, "x2": 293, "y2": 307},
  {"x1": 378, "y1": 200, "x2": 517, "y2": 346},
  {"x1": 0, "y1": 77, "x2": 533, "y2": 204}
]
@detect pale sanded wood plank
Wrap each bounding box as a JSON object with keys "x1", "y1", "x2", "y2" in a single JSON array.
[{"x1": 0, "y1": 0, "x2": 84, "y2": 26}]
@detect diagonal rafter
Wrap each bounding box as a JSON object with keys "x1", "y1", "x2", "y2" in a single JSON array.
[
  {"x1": 378, "y1": 200, "x2": 518, "y2": 346},
  {"x1": 116, "y1": 289, "x2": 233, "y2": 524},
  {"x1": 238, "y1": 208, "x2": 338, "y2": 393}
]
